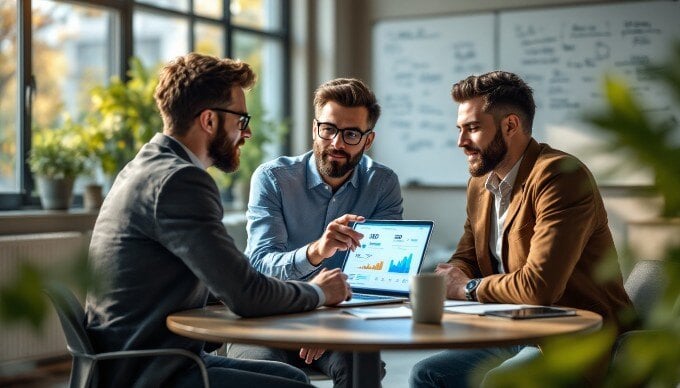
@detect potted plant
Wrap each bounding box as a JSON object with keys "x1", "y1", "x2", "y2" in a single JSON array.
[
  {"x1": 29, "y1": 117, "x2": 87, "y2": 210},
  {"x1": 84, "y1": 57, "x2": 161, "y2": 183}
]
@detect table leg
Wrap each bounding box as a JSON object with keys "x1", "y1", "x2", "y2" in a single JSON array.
[{"x1": 352, "y1": 351, "x2": 381, "y2": 388}]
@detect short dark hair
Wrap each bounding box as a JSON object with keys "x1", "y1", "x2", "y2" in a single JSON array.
[
  {"x1": 451, "y1": 71, "x2": 535, "y2": 134},
  {"x1": 154, "y1": 53, "x2": 256, "y2": 136},
  {"x1": 313, "y1": 78, "x2": 381, "y2": 129}
]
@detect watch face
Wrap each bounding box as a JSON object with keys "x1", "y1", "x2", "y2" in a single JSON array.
[
  {"x1": 466, "y1": 279, "x2": 479, "y2": 291},
  {"x1": 465, "y1": 279, "x2": 479, "y2": 301}
]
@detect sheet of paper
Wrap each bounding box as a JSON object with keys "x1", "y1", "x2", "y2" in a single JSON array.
[
  {"x1": 444, "y1": 300, "x2": 482, "y2": 307},
  {"x1": 343, "y1": 306, "x2": 413, "y2": 320},
  {"x1": 445, "y1": 303, "x2": 537, "y2": 315}
]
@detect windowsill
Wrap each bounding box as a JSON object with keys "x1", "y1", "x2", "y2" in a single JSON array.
[
  {"x1": 0, "y1": 206, "x2": 247, "y2": 236},
  {"x1": 0, "y1": 209, "x2": 100, "y2": 236}
]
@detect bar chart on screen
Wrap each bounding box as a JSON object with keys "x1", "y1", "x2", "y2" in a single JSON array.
[{"x1": 388, "y1": 254, "x2": 413, "y2": 274}]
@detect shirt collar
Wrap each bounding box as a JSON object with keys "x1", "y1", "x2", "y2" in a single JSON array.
[
  {"x1": 164, "y1": 134, "x2": 206, "y2": 170},
  {"x1": 305, "y1": 151, "x2": 361, "y2": 190},
  {"x1": 485, "y1": 156, "x2": 523, "y2": 196}
]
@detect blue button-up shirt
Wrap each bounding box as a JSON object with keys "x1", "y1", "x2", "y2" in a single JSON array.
[{"x1": 246, "y1": 151, "x2": 403, "y2": 280}]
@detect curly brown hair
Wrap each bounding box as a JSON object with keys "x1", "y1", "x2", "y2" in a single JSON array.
[
  {"x1": 451, "y1": 71, "x2": 535, "y2": 134},
  {"x1": 313, "y1": 78, "x2": 381, "y2": 129},
  {"x1": 154, "y1": 53, "x2": 256, "y2": 136}
]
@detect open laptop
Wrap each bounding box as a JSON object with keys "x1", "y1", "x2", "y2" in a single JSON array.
[{"x1": 337, "y1": 220, "x2": 434, "y2": 307}]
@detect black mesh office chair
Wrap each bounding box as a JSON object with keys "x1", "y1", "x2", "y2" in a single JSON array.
[{"x1": 44, "y1": 283, "x2": 210, "y2": 388}]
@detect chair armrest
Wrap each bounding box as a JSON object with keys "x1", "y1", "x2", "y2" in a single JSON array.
[
  {"x1": 612, "y1": 329, "x2": 662, "y2": 362},
  {"x1": 69, "y1": 347, "x2": 209, "y2": 388}
]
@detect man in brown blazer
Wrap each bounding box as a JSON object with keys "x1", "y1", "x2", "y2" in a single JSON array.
[{"x1": 410, "y1": 71, "x2": 633, "y2": 388}]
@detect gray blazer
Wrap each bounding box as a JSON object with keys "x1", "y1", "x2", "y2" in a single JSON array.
[{"x1": 85, "y1": 133, "x2": 319, "y2": 387}]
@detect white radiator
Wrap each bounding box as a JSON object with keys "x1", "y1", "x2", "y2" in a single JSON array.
[{"x1": 0, "y1": 232, "x2": 90, "y2": 362}]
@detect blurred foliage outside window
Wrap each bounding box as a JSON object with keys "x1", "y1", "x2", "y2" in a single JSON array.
[
  {"x1": 83, "y1": 57, "x2": 161, "y2": 179},
  {"x1": 231, "y1": 0, "x2": 282, "y2": 31},
  {"x1": 0, "y1": 2, "x2": 18, "y2": 192}
]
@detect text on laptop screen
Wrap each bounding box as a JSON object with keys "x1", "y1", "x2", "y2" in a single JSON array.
[{"x1": 343, "y1": 221, "x2": 432, "y2": 292}]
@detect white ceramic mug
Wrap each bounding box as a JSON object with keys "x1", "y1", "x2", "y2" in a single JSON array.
[{"x1": 410, "y1": 273, "x2": 446, "y2": 324}]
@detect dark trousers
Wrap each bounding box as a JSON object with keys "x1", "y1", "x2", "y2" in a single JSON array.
[
  {"x1": 169, "y1": 351, "x2": 314, "y2": 388},
  {"x1": 227, "y1": 343, "x2": 386, "y2": 388}
]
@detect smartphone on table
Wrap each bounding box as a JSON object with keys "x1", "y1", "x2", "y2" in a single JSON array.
[{"x1": 484, "y1": 307, "x2": 577, "y2": 319}]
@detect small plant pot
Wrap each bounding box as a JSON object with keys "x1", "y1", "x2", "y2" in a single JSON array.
[
  {"x1": 83, "y1": 184, "x2": 104, "y2": 211},
  {"x1": 36, "y1": 176, "x2": 75, "y2": 210}
]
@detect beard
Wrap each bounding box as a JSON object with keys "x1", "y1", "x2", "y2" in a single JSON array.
[
  {"x1": 465, "y1": 124, "x2": 507, "y2": 177},
  {"x1": 314, "y1": 141, "x2": 364, "y2": 179},
  {"x1": 209, "y1": 115, "x2": 243, "y2": 173}
]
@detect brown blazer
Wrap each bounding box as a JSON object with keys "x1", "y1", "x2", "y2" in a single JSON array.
[{"x1": 450, "y1": 139, "x2": 633, "y2": 333}]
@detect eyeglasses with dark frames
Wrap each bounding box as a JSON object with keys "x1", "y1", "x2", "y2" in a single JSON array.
[
  {"x1": 315, "y1": 120, "x2": 373, "y2": 146},
  {"x1": 196, "y1": 108, "x2": 251, "y2": 131}
]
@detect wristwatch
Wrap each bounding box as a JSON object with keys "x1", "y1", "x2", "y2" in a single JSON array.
[{"x1": 465, "y1": 278, "x2": 481, "y2": 301}]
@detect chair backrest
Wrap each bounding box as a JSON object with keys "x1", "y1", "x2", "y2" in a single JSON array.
[
  {"x1": 44, "y1": 283, "x2": 101, "y2": 387},
  {"x1": 43, "y1": 283, "x2": 95, "y2": 355},
  {"x1": 624, "y1": 260, "x2": 665, "y2": 319}
]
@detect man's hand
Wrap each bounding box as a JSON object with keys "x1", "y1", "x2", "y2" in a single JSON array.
[
  {"x1": 435, "y1": 263, "x2": 471, "y2": 300},
  {"x1": 309, "y1": 268, "x2": 352, "y2": 305},
  {"x1": 306, "y1": 214, "x2": 365, "y2": 265},
  {"x1": 299, "y1": 348, "x2": 326, "y2": 364}
]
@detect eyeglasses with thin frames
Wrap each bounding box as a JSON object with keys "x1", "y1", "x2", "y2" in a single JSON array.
[
  {"x1": 196, "y1": 108, "x2": 251, "y2": 131},
  {"x1": 315, "y1": 120, "x2": 372, "y2": 146}
]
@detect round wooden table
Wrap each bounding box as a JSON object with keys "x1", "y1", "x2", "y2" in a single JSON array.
[{"x1": 167, "y1": 305, "x2": 602, "y2": 387}]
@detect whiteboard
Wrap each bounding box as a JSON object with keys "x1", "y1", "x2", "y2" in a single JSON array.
[
  {"x1": 372, "y1": 14, "x2": 496, "y2": 186},
  {"x1": 499, "y1": 1, "x2": 680, "y2": 185},
  {"x1": 372, "y1": 1, "x2": 680, "y2": 186}
]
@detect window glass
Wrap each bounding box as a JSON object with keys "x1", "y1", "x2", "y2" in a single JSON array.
[
  {"x1": 32, "y1": 0, "x2": 117, "y2": 193},
  {"x1": 133, "y1": 10, "x2": 189, "y2": 69},
  {"x1": 231, "y1": 0, "x2": 281, "y2": 31},
  {"x1": 195, "y1": 22, "x2": 225, "y2": 58},
  {"x1": 0, "y1": 1, "x2": 18, "y2": 192},
  {"x1": 32, "y1": 1, "x2": 115, "y2": 129},
  {"x1": 135, "y1": 0, "x2": 188, "y2": 13},
  {"x1": 195, "y1": 0, "x2": 223, "y2": 19},
  {"x1": 234, "y1": 32, "x2": 284, "y2": 124},
  {"x1": 233, "y1": 31, "x2": 284, "y2": 174}
]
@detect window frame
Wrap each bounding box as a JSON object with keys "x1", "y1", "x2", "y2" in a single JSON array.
[{"x1": 1, "y1": 0, "x2": 291, "y2": 210}]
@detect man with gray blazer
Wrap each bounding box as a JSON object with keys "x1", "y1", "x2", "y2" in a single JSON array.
[{"x1": 85, "y1": 53, "x2": 350, "y2": 388}]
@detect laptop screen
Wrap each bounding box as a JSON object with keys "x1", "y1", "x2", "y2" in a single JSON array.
[{"x1": 341, "y1": 220, "x2": 434, "y2": 295}]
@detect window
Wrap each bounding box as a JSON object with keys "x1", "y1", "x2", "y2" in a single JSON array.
[
  {"x1": 234, "y1": 31, "x2": 285, "y2": 139},
  {"x1": 0, "y1": 1, "x2": 18, "y2": 194},
  {"x1": 133, "y1": 10, "x2": 189, "y2": 68},
  {"x1": 231, "y1": 0, "x2": 283, "y2": 31},
  {"x1": 195, "y1": 23, "x2": 225, "y2": 58},
  {"x1": 1, "y1": 0, "x2": 290, "y2": 210}
]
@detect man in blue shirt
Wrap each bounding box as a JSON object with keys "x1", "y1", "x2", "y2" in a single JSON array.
[{"x1": 227, "y1": 78, "x2": 403, "y2": 387}]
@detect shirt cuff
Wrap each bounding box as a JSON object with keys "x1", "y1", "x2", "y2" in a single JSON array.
[
  {"x1": 309, "y1": 283, "x2": 326, "y2": 307},
  {"x1": 293, "y1": 244, "x2": 320, "y2": 276}
]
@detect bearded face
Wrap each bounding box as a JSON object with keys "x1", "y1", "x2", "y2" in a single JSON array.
[
  {"x1": 313, "y1": 140, "x2": 365, "y2": 179},
  {"x1": 463, "y1": 122, "x2": 507, "y2": 177},
  {"x1": 209, "y1": 113, "x2": 243, "y2": 173}
]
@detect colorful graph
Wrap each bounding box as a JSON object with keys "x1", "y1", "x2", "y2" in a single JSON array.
[
  {"x1": 359, "y1": 261, "x2": 384, "y2": 270},
  {"x1": 388, "y1": 253, "x2": 413, "y2": 273}
]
